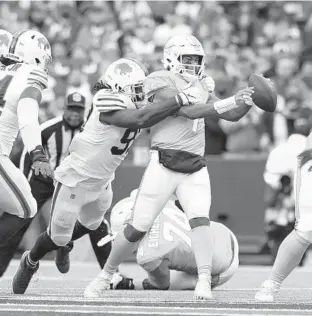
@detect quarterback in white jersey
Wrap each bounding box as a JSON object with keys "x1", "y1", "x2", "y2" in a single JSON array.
[
  {"x1": 13, "y1": 57, "x2": 204, "y2": 295},
  {"x1": 0, "y1": 29, "x2": 53, "y2": 278},
  {"x1": 85, "y1": 35, "x2": 256, "y2": 300},
  {"x1": 103, "y1": 190, "x2": 238, "y2": 291}
]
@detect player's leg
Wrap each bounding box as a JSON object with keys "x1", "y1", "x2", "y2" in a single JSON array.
[
  {"x1": 142, "y1": 259, "x2": 171, "y2": 290},
  {"x1": 12, "y1": 182, "x2": 84, "y2": 294},
  {"x1": 88, "y1": 221, "x2": 111, "y2": 269},
  {"x1": 176, "y1": 167, "x2": 213, "y2": 299},
  {"x1": 0, "y1": 156, "x2": 37, "y2": 277},
  {"x1": 85, "y1": 152, "x2": 180, "y2": 297},
  {"x1": 255, "y1": 156, "x2": 312, "y2": 302}
]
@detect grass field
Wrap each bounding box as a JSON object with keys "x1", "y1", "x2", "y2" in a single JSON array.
[{"x1": 1, "y1": 260, "x2": 312, "y2": 315}]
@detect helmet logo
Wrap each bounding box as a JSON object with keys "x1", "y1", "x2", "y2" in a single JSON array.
[
  {"x1": 114, "y1": 63, "x2": 133, "y2": 76},
  {"x1": 37, "y1": 37, "x2": 50, "y2": 51},
  {"x1": 0, "y1": 34, "x2": 10, "y2": 47}
]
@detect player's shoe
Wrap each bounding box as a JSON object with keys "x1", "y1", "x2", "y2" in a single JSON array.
[
  {"x1": 254, "y1": 280, "x2": 281, "y2": 302},
  {"x1": 194, "y1": 275, "x2": 212, "y2": 300},
  {"x1": 12, "y1": 251, "x2": 39, "y2": 294},
  {"x1": 55, "y1": 241, "x2": 73, "y2": 274},
  {"x1": 84, "y1": 273, "x2": 112, "y2": 298}
]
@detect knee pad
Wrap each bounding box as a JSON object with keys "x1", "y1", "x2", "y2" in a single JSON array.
[
  {"x1": 49, "y1": 233, "x2": 72, "y2": 247},
  {"x1": 124, "y1": 224, "x2": 146, "y2": 242},
  {"x1": 295, "y1": 229, "x2": 312, "y2": 244},
  {"x1": 189, "y1": 217, "x2": 210, "y2": 229}
]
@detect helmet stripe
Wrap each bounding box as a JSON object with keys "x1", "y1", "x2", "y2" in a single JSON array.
[{"x1": 9, "y1": 29, "x2": 28, "y2": 54}]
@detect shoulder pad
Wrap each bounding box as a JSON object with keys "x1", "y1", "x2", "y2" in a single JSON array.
[
  {"x1": 26, "y1": 65, "x2": 48, "y2": 90},
  {"x1": 144, "y1": 70, "x2": 176, "y2": 99},
  {"x1": 93, "y1": 90, "x2": 128, "y2": 113}
]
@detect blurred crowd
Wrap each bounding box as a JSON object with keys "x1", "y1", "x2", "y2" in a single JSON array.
[{"x1": 2, "y1": 0, "x2": 312, "y2": 156}]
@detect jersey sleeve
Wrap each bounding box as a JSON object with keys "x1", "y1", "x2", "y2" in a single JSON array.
[
  {"x1": 93, "y1": 90, "x2": 128, "y2": 113},
  {"x1": 144, "y1": 72, "x2": 176, "y2": 101},
  {"x1": 25, "y1": 65, "x2": 48, "y2": 91}
]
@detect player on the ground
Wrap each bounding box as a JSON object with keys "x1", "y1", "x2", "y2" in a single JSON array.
[
  {"x1": 0, "y1": 29, "x2": 53, "y2": 278},
  {"x1": 84, "y1": 35, "x2": 257, "y2": 300},
  {"x1": 12, "y1": 57, "x2": 203, "y2": 294},
  {"x1": 255, "y1": 113, "x2": 312, "y2": 302},
  {"x1": 100, "y1": 190, "x2": 239, "y2": 291}
]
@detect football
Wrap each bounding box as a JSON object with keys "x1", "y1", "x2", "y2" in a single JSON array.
[{"x1": 248, "y1": 74, "x2": 277, "y2": 112}]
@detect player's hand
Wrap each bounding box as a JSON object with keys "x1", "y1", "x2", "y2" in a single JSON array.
[
  {"x1": 234, "y1": 87, "x2": 255, "y2": 107},
  {"x1": 178, "y1": 85, "x2": 202, "y2": 106},
  {"x1": 32, "y1": 161, "x2": 54, "y2": 178},
  {"x1": 201, "y1": 76, "x2": 215, "y2": 93},
  {"x1": 30, "y1": 145, "x2": 54, "y2": 178}
]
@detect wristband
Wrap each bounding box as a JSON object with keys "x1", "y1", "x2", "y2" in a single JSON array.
[{"x1": 214, "y1": 96, "x2": 237, "y2": 114}]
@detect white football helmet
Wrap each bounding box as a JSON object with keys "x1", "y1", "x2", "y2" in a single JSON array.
[
  {"x1": 0, "y1": 29, "x2": 12, "y2": 55},
  {"x1": 110, "y1": 200, "x2": 134, "y2": 236},
  {"x1": 163, "y1": 35, "x2": 205, "y2": 80},
  {"x1": 8, "y1": 30, "x2": 52, "y2": 72},
  {"x1": 103, "y1": 58, "x2": 148, "y2": 102}
]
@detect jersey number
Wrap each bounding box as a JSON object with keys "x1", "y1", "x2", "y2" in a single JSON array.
[
  {"x1": 111, "y1": 128, "x2": 139, "y2": 156},
  {"x1": 0, "y1": 75, "x2": 13, "y2": 110},
  {"x1": 162, "y1": 208, "x2": 191, "y2": 247}
]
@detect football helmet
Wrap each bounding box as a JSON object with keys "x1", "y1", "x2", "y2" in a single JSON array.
[
  {"x1": 103, "y1": 58, "x2": 147, "y2": 102},
  {"x1": 8, "y1": 30, "x2": 52, "y2": 72},
  {"x1": 163, "y1": 35, "x2": 205, "y2": 80},
  {"x1": 0, "y1": 29, "x2": 12, "y2": 55},
  {"x1": 110, "y1": 200, "x2": 133, "y2": 236}
]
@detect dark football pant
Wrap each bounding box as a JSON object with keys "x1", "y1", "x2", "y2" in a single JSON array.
[{"x1": 0, "y1": 174, "x2": 111, "y2": 276}]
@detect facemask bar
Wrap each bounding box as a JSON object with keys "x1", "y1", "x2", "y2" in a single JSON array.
[
  {"x1": 178, "y1": 55, "x2": 204, "y2": 78},
  {"x1": 123, "y1": 81, "x2": 145, "y2": 102}
]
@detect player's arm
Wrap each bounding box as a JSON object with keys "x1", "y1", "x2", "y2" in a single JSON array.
[
  {"x1": 177, "y1": 88, "x2": 254, "y2": 122},
  {"x1": 17, "y1": 69, "x2": 53, "y2": 178},
  {"x1": 142, "y1": 259, "x2": 171, "y2": 290},
  {"x1": 98, "y1": 88, "x2": 195, "y2": 129}
]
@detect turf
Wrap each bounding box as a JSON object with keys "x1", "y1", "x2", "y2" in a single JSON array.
[{"x1": 1, "y1": 260, "x2": 312, "y2": 315}]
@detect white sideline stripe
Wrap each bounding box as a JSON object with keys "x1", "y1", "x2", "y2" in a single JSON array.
[{"x1": 0, "y1": 304, "x2": 312, "y2": 316}]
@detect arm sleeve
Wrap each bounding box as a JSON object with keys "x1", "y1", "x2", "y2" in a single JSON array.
[
  {"x1": 93, "y1": 90, "x2": 127, "y2": 113},
  {"x1": 17, "y1": 97, "x2": 42, "y2": 153}
]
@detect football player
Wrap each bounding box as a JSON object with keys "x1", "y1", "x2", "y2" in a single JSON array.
[
  {"x1": 100, "y1": 190, "x2": 239, "y2": 291},
  {"x1": 84, "y1": 35, "x2": 254, "y2": 300},
  {"x1": 255, "y1": 112, "x2": 312, "y2": 302},
  {"x1": 0, "y1": 29, "x2": 53, "y2": 278},
  {"x1": 12, "y1": 57, "x2": 203, "y2": 294}
]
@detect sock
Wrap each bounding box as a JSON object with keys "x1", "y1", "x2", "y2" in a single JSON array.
[
  {"x1": 29, "y1": 232, "x2": 59, "y2": 262},
  {"x1": 89, "y1": 222, "x2": 111, "y2": 269},
  {"x1": 191, "y1": 225, "x2": 213, "y2": 282},
  {"x1": 71, "y1": 221, "x2": 92, "y2": 241},
  {"x1": 270, "y1": 230, "x2": 310, "y2": 284},
  {"x1": 100, "y1": 229, "x2": 138, "y2": 278}
]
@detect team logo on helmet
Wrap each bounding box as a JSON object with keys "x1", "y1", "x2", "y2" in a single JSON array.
[
  {"x1": 114, "y1": 63, "x2": 133, "y2": 76},
  {"x1": 0, "y1": 34, "x2": 10, "y2": 47},
  {"x1": 37, "y1": 37, "x2": 50, "y2": 51}
]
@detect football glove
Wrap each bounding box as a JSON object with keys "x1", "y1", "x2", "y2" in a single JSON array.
[{"x1": 177, "y1": 84, "x2": 202, "y2": 106}]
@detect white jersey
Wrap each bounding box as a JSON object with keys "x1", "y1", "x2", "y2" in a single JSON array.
[
  {"x1": 0, "y1": 63, "x2": 48, "y2": 156},
  {"x1": 63, "y1": 89, "x2": 140, "y2": 182}
]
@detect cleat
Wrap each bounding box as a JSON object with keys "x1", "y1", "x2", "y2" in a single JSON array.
[
  {"x1": 84, "y1": 273, "x2": 111, "y2": 298},
  {"x1": 55, "y1": 241, "x2": 73, "y2": 274},
  {"x1": 194, "y1": 276, "x2": 212, "y2": 300},
  {"x1": 255, "y1": 280, "x2": 281, "y2": 302},
  {"x1": 12, "y1": 251, "x2": 39, "y2": 294}
]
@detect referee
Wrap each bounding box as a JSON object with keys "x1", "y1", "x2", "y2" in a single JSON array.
[{"x1": 13, "y1": 92, "x2": 111, "y2": 274}]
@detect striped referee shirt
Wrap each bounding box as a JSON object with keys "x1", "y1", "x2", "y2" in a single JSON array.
[{"x1": 20, "y1": 116, "x2": 82, "y2": 179}]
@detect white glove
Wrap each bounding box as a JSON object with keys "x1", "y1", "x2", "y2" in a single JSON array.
[
  {"x1": 177, "y1": 85, "x2": 202, "y2": 106},
  {"x1": 201, "y1": 76, "x2": 215, "y2": 92}
]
